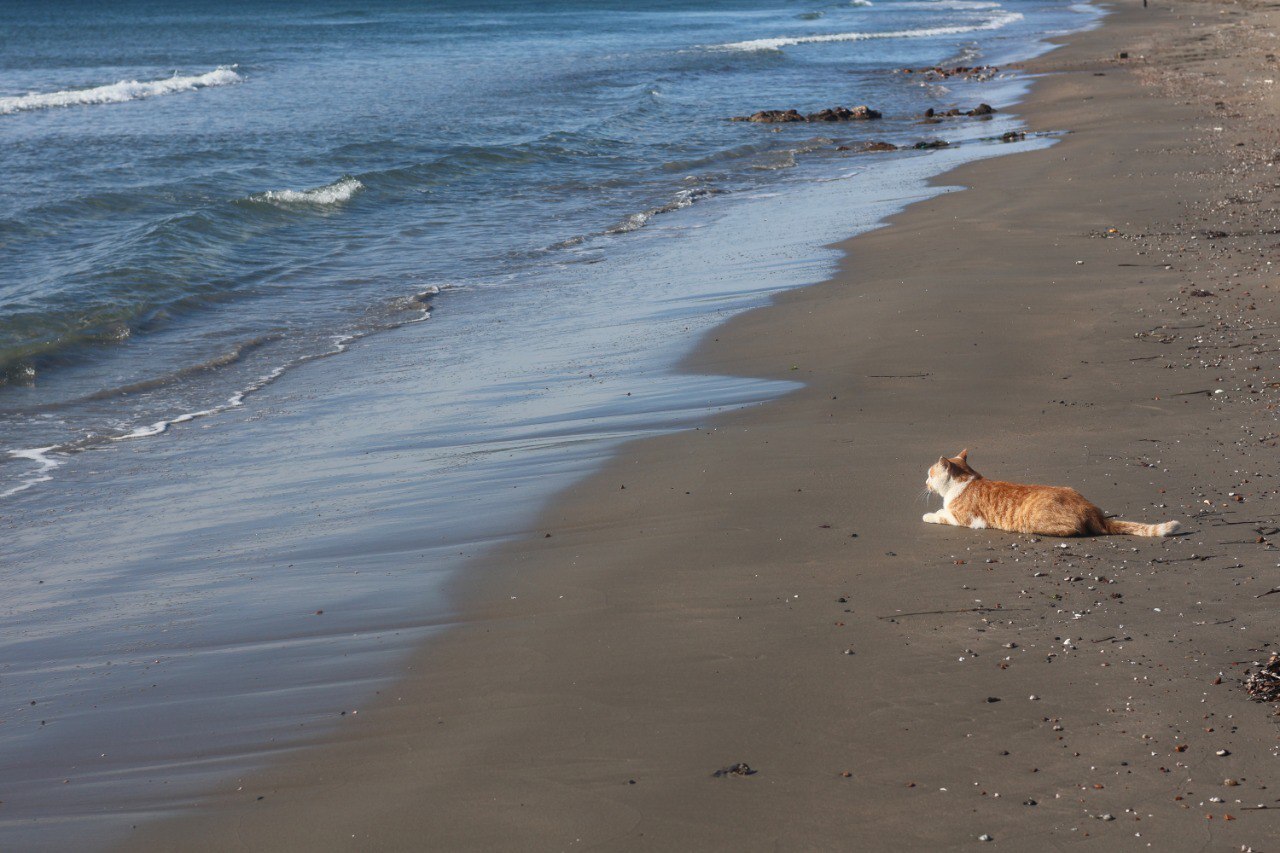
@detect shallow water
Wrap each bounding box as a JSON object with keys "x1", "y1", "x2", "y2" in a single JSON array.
[{"x1": 2, "y1": 0, "x2": 1091, "y2": 495}]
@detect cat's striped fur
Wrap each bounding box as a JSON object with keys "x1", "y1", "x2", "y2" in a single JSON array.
[{"x1": 923, "y1": 450, "x2": 1180, "y2": 537}]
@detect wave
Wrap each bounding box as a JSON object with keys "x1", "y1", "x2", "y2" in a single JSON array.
[
  {"x1": 252, "y1": 176, "x2": 364, "y2": 206},
  {"x1": 1, "y1": 447, "x2": 63, "y2": 499},
  {"x1": 1, "y1": 287, "x2": 449, "y2": 498},
  {"x1": 895, "y1": 0, "x2": 1001, "y2": 8},
  {"x1": 75, "y1": 335, "x2": 282, "y2": 405},
  {"x1": 604, "y1": 186, "x2": 721, "y2": 235},
  {"x1": 714, "y1": 10, "x2": 1023, "y2": 51},
  {"x1": 0, "y1": 66, "x2": 243, "y2": 116}
]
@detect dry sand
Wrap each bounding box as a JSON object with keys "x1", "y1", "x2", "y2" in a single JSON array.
[{"x1": 129, "y1": 1, "x2": 1280, "y2": 848}]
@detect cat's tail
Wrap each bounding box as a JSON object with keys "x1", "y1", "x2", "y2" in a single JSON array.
[{"x1": 1103, "y1": 518, "x2": 1181, "y2": 537}]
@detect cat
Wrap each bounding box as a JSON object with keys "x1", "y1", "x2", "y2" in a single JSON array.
[{"x1": 923, "y1": 449, "x2": 1180, "y2": 537}]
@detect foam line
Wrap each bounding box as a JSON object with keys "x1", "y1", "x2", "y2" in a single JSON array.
[
  {"x1": 0, "y1": 66, "x2": 243, "y2": 115},
  {"x1": 716, "y1": 11, "x2": 1023, "y2": 51}
]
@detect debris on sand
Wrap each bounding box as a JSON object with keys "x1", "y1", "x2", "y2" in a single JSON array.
[
  {"x1": 1244, "y1": 652, "x2": 1280, "y2": 702},
  {"x1": 712, "y1": 762, "x2": 757, "y2": 777}
]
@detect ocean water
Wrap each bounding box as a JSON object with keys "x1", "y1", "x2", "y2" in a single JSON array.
[
  {"x1": 0, "y1": 0, "x2": 1100, "y2": 846},
  {"x1": 1, "y1": 0, "x2": 1093, "y2": 496}
]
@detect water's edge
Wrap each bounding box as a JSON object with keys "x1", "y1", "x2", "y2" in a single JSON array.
[{"x1": 0, "y1": 7, "x2": 1103, "y2": 849}]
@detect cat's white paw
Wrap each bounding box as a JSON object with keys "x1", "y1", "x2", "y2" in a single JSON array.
[{"x1": 922, "y1": 512, "x2": 940, "y2": 524}]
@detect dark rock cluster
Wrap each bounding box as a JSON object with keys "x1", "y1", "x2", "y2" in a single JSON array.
[
  {"x1": 732, "y1": 105, "x2": 882, "y2": 123},
  {"x1": 898, "y1": 65, "x2": 1000, "y2": 81},
  {"x1": 924, "y1": 103, "x2": 997, "y2": 119}
]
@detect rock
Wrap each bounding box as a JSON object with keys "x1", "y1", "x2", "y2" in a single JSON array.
[
  {"x1": 913, "y1": 140, "x2": 950, "y2": 150},
  {"x1": 1001, "y1": 131, "x2": 1026, "y2": 142},
  {"x1": 899, "y1": 65, "x2": 999, "y2": 81},
  {"x1": 733, "y1": 109, "x2": 805, "y2": 123},
  {"x1": 806, "y1": 105, "x2": 882, "y2": 121},
  {"x1": 712, "y1": 762, "x2": 757, "y2": 777},
  {"x1": 734, "y1": 106, "x2": 882, "y2": 123},
  {"x1": 862, "y1": 141, "x2": 898, "y2": 152},
  {"x1": 924, "y1": 104, "x2": 995, "y2": 119}
]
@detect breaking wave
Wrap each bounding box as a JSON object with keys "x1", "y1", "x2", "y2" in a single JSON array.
[
  {"x1": 604, "y1": 186, "x2": 721, "y2": 235},
  {"x1": 1, "y1": 287, "x2": 448, "y2": 499},
  {"x1": 0, "y1": 66, "x2": 243, "y2": 115},
  {"x1": 253, "y1": 176, "x2": 364, "y2": 206},
  {"x1": 714, "y1": 10, "x2": 1023, "y2": 51}
]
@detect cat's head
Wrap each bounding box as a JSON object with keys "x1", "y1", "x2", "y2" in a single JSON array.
[{"x1": 926, "y1": 449, "x2": 978, "y2": 494}]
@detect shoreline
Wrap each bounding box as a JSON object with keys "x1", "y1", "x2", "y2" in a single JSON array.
[
  {"x1": 123, "y1": 0, "x2": 1280, "y2": 848},
  {"x1": 0, "y1": 11, "x2": 1086, "y2": 849}
]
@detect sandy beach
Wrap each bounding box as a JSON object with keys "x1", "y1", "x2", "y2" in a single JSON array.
[{"x1": 115, "y1": 0, "x2": 1280, "y2": 849}]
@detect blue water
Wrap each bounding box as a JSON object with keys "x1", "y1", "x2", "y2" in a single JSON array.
[
  {"x1": 1, "y1": 0, "x2": 1092, "y2": 496},
  {"x1": 0, "y1": 0, "x2": 1101, "y2": 846}
]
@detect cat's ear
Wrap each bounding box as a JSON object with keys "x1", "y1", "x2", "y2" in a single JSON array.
[
  {"x1": 958, "y1": 449, "x2": 969, "y2": 462},
  {"x1": 939, "y1": 456, "x2": 957, "y2": 473}
]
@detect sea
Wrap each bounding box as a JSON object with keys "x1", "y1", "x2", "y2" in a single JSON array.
[{"x1": 0, "y1": 0, "x2": 1100, "y2": 846}]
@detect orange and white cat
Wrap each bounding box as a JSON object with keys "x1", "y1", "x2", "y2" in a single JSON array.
[{"x1": 923, "y1": 449, "x2": 1180, "y2": 537}]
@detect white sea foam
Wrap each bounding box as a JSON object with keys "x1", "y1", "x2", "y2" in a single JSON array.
[
  {"x1": 1, "y1": 447, "x2": 63, "y2": 497},
  {"x1": 0, "y1": 66, "x2": 243, "y2": 116},
  {"x1": 605, "y1": 186, "x2": 719, "y2": 235},
  {"x1": 256, "y1": 176, "x2": 364, "y2": 206},
  {"x1": 715, "y1": 10, "x2": 1023, "y2": 51},
  {"x1": 896, "y1": 0, "x2": 1001, "y2": 8}
]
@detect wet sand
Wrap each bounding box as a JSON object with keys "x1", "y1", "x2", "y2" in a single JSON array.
[{"x1": 129, "y1": 1, "x2": 1280, "y2": 848}]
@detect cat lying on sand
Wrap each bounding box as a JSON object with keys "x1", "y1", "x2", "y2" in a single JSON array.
[{"x1": 924, "y1": 450, "x2": 1180, "y2": 537}]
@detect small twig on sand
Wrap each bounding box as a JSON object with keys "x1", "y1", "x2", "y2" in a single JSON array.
[
  {"x1": 1171, "y1": 389, "x2": 1213, "y2": 397},
  {"x1": 1255, "y1": 587, "x2": 1280, "y2": 598}
]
